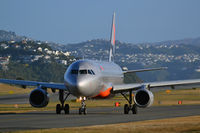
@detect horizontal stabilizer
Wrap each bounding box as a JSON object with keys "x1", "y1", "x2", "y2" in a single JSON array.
[{"x1": 123, "y1": 67, "x2": 167, "y2": 74}]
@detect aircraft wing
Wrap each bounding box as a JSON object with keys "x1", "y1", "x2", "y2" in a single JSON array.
[
  {"x1": 123, "y1": 67, "x2": 167, "y2": 73},
  {"x1": 0, "y1": 79, "x2": 67, "y2": 90},
  {"x1": 113, "y1": 79, "x2": 200, "y2": 92}
]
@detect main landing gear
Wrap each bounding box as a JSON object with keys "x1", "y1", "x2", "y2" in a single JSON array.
[
  {"x1": 121, "y1": 90, "x2": 137, "y2": 114},
  {"x1": 56, "y1": 90, "x2": 70, "y2": 114},
  {"x1": 79, "y1": 97, "x2": 87, "y2": 115}
]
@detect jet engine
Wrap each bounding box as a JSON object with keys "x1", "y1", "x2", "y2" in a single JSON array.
[
  {"x1": 29, "y1": 87, "x2": 49, "y2": 108},
  {"x1": 134, "y1": 89, "x2": 154, "y2": 108}
]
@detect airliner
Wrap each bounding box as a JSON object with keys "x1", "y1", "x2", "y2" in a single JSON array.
[{"x1": 1, "y1": 13, "x2": 200, "y2": 115}]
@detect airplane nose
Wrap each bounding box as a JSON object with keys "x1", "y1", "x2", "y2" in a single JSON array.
[
  {"x1": 76, "y1": 77, "x2": 90, "y2": 95},
  {"x1": 68, "y1": 77, "x2": 86, "y2": 89},
  {"x1": 66, "y1": 76, "x2": 91, "y2": 96}
]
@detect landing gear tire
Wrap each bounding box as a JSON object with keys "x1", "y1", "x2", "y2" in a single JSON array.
[
  {"x1": 131, "y1": 104, "x2": 137, "y2": 114},
  {"x1": 56, "y1": 104, "x2": 61, "y2": 114},
  {"x1": 124, "y1": 104, "x2": 130, "y2": 114},
  {"x1": 79, "y1": 108, "x2": 82, "y2": 115},
  {"x1": 57, "y1": 90, "x2": 70, "y2": 114},
  {"x1": 78, "y1": 97, "x2": 87, "y2": 115},
  {"x1": 83, "y1": 108, "x2": 87, "y2": 115},
  {"x1": 64, "y1": 104, "x2": 70, "y2": 114},
  {"x1": 122, "y1": 90, "x2": 139, "y2": 115},
  {"x1": 79, "y1": 107, "x2": 87, "y2": 115}
]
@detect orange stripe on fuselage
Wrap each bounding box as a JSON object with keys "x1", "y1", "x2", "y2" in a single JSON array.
[
  {"x1": 94, "y1": 87, "x2": 112, "y2": 98},
  {"x1": 113, "y1": 23, "x2": 115, "y2": 45}
]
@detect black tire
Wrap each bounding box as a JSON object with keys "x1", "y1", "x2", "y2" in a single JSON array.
[
  {"x1": 79, "y1": 108, "x2": 82, "y2": 115},
  {"x1": 131, "y1": 104, "x2": 137, "y2": 114},
  {"x1": 124, "y1": 104, "x2": 129, "y2": 114},
  {"x1": 83, "y1": 108, "x2": 87, "y2": 115},
  {"x1": 64, "y1": 104, "x2": 70, "y2": 114},
  {"x1": 56, "y1": 104, "x2": 61, "y2": 114}
]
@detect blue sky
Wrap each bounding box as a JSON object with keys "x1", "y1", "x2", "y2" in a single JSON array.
[{"x1": 0, "y1": 0, "x2": 200, "y2": 44}]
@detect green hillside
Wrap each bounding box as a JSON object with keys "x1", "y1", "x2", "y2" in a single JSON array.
[
  {"x1": 0, "y1": 40, "x2": 140, "y2": 83},
  {"x1": 0, "y1": 41, "x2": 75, "y2": 82}
]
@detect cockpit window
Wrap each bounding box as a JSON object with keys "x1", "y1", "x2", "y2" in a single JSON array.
[
  {"x1": 79, "y1": 70, "x2": 87, "y2": 74},
  {"x1": 91, "y1": 70, "x2": 95, "y2": 75},
  {"x1": 88, "y1": 70, "x2": 95, "y2": 75},
  {"x1": 71, "y1": 69, "x2": 95, "y2": 75},
  {"x1": 71, "y1": 70, "x2": 78, "y2": 74},
  {"x1": 88, "y1": 70, "x2": 92, "y2": 75}
]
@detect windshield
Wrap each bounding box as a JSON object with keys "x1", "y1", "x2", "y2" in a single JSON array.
[
  {"x1": 71, "y1": 69, "x2": 95, "y2": 75},
  {"x1": 79, "y1": 70, "x2": 87, "y2": 74},
  {"x1": 71, "y1": 70, "x2": 78, "y2": 74}
]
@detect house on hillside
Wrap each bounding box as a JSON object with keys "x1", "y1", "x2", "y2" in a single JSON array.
[{"x1": 0, "y1": 56, "x2": 10, "y2": 71}]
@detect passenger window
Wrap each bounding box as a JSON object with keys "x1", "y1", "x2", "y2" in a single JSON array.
[
  {"x1": 79, "y1": 70, "x2": 87, "y2": 74},
  {"x1": 71, "y1": 70, "x2": 78, "y2": 74}
]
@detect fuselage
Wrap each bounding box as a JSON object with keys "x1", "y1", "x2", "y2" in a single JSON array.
[{"x1": 64, "y1": 60, "x2": 123, "y2": 98}]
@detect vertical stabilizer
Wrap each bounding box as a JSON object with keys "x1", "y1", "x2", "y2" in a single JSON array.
[{"x1": 109, "y1": 12, "x2": 116, "y2": 62}]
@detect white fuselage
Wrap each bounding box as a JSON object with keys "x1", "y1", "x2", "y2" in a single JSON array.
[{"x1": 64, "y1": 60, "x2": 123, "y2": 97}]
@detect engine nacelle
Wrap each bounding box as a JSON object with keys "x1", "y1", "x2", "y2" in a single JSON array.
[
  {"x1": 134, "y1": 89, "x2": 154, "y2": 108},
  {"x1": 29, "y1": 87, "x2": 49, "y2": 108}
]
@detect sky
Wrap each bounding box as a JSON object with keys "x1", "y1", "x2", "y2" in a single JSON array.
[{"x1": 0, "y1": 0, "x2": 200, "y2": 44}]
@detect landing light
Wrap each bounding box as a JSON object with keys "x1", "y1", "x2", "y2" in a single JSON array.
[
  {"x1": 79, "y1": 97, "x2": 82, "y2": 101},
  {"x1": 79, "y1": 97, "x2": 86, "y2": 101},
  {"x1": 83, "y1": 97, "x2": 86, "y2": 100}
]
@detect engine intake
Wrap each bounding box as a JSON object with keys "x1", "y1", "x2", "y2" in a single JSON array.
[
  {"x1": 134, "y1": 89, "x2": 154, "y2": 108},
  {"x1": 29, "y1": 87, "x2": 49, "y2": 108}
]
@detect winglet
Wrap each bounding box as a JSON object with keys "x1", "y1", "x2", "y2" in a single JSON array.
[{"x1": 109, "y1": 12, "x2": 116, "y2": 62}]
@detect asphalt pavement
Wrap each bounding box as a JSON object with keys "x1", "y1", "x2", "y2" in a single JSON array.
[{"x1": 0, "y1": 105, "x2": 200, "y2": 132}]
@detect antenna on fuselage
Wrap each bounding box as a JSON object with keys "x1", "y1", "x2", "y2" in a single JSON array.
[{"x1": 109, "y1": 12, "x2": 116, "y2": 62}]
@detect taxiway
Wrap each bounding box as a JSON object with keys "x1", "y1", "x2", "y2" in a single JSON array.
[{"x1": 0, "y1": 105, "x2": 200, "y2": 132}]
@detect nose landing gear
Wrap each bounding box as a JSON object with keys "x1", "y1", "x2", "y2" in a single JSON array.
[{"x1": 79, "y1": 97, "x2": 87, "y2": 115}]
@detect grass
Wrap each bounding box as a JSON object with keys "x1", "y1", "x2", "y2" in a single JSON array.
[
  {"x1": 153, "y1": 88, "x2": 200, "y2": 106},
  {"x1": 0, "y1": 99, "x2": 121, "y2": 113},
  {"x1": 0, "y1": 83, "x2": 32, "y2": 96},
  {"x1": 12, "y1": 115, "x2": 200, "y2": 133}
]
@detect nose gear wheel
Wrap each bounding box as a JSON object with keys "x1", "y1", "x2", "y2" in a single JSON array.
[{"x1": 79, "y1": 97, "x2": 87, "y2": 115}]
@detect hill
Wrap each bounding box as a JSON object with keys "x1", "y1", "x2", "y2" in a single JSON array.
[
  {"x1": 0, "y1": 40, "x2": 140, "y2": 83},
  {"x1": 0, "y1": 30, "x2": 142, "y2": 83},
  {"x1": 57, "y1": 39, "x2": 200, "y2": 81},
  {"x1": 0, "y1": 40, "x2": 76, "y2": 82},
  {"x1": 1, "y1": 29, "x2": 200, "y2": 82},
  {"x1": 0, "y1": 30, "x2": 28, "y2": 42}
]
